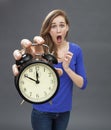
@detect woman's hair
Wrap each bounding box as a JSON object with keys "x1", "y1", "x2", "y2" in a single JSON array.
[{"x1": 40, "y1": 9, "x2": 70, "y2": 57}]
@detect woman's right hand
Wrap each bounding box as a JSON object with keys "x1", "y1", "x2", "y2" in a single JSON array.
[{"x1": 12, "y1": 36, "x2": 45, "y2": 76}]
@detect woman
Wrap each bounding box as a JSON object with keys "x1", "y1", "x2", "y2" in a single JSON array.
[{"x1": 12, "y1": 9, "x2": 87, "y2": 130}]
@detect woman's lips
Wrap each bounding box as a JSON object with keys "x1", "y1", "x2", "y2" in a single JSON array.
[{"x1": 57, "y1": 35, "x2": 62, "y2": 43}]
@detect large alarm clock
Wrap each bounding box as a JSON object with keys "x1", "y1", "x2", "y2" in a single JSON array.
[{"x1": 14, "y1": 44, "x2": 60, "y2": 104}]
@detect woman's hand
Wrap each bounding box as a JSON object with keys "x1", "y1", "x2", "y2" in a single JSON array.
[
  {"x1": 12, "y1": 36, "x2": 63, "y2": 77},
  {"x1": 12, "y1": 36, "x2": 45, "y2": 76},
  {"x1": 62, "y1": 51, "x2": 73, "y2": 71}
]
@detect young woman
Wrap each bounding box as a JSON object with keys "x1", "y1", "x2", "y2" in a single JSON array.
[{"x1": 12, "y1": 9, "x2": 87, "y2": 130}]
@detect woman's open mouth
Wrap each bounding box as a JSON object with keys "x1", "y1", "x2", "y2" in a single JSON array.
[{"x1": 57, "y1": 35, "x2": 62, "y2": 43}]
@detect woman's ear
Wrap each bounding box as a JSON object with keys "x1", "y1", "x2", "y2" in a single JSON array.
[{"x1": 66, "y1": 25, "x2": 69, "y2": 32}]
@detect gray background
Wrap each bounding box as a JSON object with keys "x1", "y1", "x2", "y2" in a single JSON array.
[{"x1": 0, "y1": 0, "x2": 111, "y2": 130}]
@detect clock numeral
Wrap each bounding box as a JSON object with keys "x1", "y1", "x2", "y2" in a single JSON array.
[
  {"x1": 44, "y1": 91, "x2": 47, "y2": 96},
  {"x1": 44, "y1": 67, "x2": 45, "y2": 72},
  {"x1": 36, "y1": 94, "x2": 39, "y2": 99},
  {"x1": 29, "y1": 68, "x2": 33, "y2": 72},
  {"x1": 20, "y1": 80, "x2": 24, "y2": 85},
  {"x1": 49, "y1": 87, "x2": 52, "y2": 90},
  {"x1": 24, "y1": 74, "x2": 28, "y2": 77},
  {"x1": 48, "y1": 72, "x2": 52, "y2": 77},
  {"x1": 35, "y1": 66, "x2": 39, "y2": 71},
  {"x1": 30, "y1": 92, "x2": 32, "y2": 97},
  {"x1": 50, "y1": 79, "x2": 54, "y2": 84},
  {"x1": 23, "y1": 88, "x2": 27, "y2": 92}
]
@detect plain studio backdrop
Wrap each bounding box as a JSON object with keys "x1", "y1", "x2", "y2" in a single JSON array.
[{"x1": 0, "y1": 0, "x2": 111, "y2": 130}]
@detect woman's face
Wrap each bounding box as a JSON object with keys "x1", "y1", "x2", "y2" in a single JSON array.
[{"x1": 49, "y1": 15, "x2": 69, "y2": 45}]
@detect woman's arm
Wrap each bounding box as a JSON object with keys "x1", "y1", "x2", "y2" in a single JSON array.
[{"x1": 62, "y1": 48, "x2": 87, "y2": 89}]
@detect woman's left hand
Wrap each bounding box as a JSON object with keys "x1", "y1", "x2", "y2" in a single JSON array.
[{"x1": 62, "y1": 51, "x2": 73, "y2": 71}]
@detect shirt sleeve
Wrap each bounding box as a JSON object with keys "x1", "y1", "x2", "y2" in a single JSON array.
[{"x1": 75, "y1": 46, "x2": 87, "y2": 89}]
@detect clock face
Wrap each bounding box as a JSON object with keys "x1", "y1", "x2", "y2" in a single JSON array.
[{"x1": 16, "y1": 61, "x2": 59, "y2": 104}]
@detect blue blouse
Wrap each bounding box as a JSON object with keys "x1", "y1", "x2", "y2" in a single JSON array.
[{"x1": 33, "y1": 42, "x2": 87, "y2": 112}]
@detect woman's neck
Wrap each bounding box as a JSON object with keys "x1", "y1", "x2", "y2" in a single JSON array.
[
  {"x1": 56, "y1": 41, "x2": 68, "y2": 50},
  {"x1": 57, "y1": 41, "x2": 69, "y2": 62}
]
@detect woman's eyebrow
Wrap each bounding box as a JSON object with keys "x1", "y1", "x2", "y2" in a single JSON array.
[{"x1": 51, "y1": 22, "x2": 65, "y2": 24}]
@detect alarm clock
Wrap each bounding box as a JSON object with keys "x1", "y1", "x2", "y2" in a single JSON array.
[{"x1": 14, "y1": 44, "x2": 60, "y2": 104}]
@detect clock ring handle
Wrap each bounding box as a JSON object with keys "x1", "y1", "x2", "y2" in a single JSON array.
[
  {"x1": 32, "y1": 43, "x2": 50, "y2": 54},
  {"x1": 31, "y1": 43, "x2": 58, "y2": 64}
]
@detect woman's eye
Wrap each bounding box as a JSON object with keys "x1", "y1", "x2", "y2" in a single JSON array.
[
  {"x1": 51, "y1": 25, "x2": 56, "y2": 28},
  {"x1": 60, "y1": 24, "x2": 65, "y2": 28}
]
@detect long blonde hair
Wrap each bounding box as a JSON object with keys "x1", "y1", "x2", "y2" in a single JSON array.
[{"x1": 40, "y1": 9, "x2": 70, "y2": 57}]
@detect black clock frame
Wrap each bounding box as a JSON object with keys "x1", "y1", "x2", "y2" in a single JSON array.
[{"x1": 14, "y1": 60, "x2": 60, "y2": 104}]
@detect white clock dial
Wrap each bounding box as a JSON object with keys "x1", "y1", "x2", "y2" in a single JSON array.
[{"x1": 17, "y1": 62, "x2": 59, "y2": 103}]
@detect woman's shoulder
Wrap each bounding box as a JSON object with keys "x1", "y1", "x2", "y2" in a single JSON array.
[{"x1": 69, "y1": 42, "x2": 82, "y2": 52}]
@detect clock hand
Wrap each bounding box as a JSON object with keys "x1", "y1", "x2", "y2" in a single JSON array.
[
  {"x1": 24, "y1": 75, "x2": 37, "y2": 82},
  {"x1": 36, "y1": 71, "x2": 40, "y2": 84}
]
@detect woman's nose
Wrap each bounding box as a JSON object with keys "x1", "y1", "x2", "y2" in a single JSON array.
[{"x1": 57, "y1": 27, "x2": 61, "y2": 32}]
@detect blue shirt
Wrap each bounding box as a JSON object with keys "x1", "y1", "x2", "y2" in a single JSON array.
[{"x1": 33, "y1": 42, "x2": 87, "y2": 112}]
